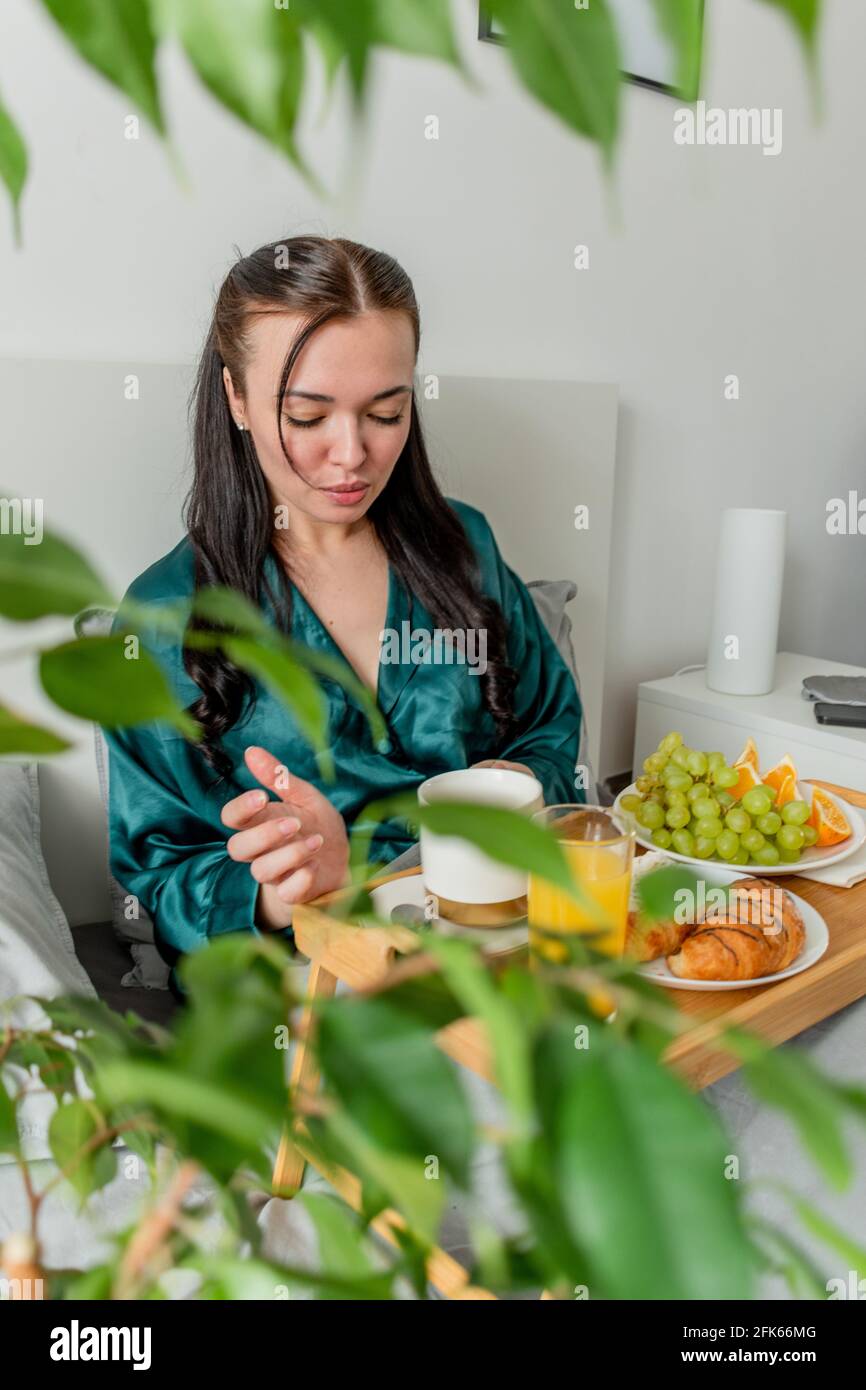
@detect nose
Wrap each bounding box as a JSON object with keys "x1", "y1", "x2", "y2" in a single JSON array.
[{"x1": 328, "y1": 415, "x2": 367, "y2": 469}]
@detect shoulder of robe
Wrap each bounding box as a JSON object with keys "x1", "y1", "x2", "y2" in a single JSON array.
[
  {"x1": 111, "y1": 536, "x2": 199, "y2": 696},
  {"x1": 120, "y1": 535, "x2": 196, "y2": 608}
]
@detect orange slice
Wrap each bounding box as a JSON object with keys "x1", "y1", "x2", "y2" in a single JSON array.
[
  {"x1": 808, "y1": 787, "x2": 851, "y2": 846},
  {"x1": 773, "y1": 771, "x2": 800, "y2": 808},
  {"x1": 764, "y1": 753, "x2": 799, "y2": 793},
  {"x1": 733, "y1": 737, "x2": 760, "y2": 773},
  {"x1": 729, "y1": 760, "x2": 762, "y2": 800}
]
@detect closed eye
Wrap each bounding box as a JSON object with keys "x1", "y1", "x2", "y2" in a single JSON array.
[{"x1": 285, "y1": 413, "x2": 405, "y2": 429}]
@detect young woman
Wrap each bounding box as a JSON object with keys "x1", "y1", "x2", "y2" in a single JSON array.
[{"x1": 103, "y1": 235, "x2": 583, "y2": 997}]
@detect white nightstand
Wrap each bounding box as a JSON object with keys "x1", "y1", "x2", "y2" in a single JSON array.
[{"x1": 633, "y1": 653, "x2": 866, "y2": 793}]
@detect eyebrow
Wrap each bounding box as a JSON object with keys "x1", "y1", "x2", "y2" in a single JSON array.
[{"x1": 275, "y1": 385, "x2": 413, "y2": 403}]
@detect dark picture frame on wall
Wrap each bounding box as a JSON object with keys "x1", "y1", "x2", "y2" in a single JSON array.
[{"x1": 478, "y1": 1, "x2": 705, "y2": 103}]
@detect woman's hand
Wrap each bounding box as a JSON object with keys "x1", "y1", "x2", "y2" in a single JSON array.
[
  {"x1": 220, "y1": 745, "x2": 350, "y2": 931},
  {"x1": 471, "y1": 758, "x2": 536, "y2": 778}
]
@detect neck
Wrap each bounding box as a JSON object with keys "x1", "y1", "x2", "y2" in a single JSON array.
[{"x1": 273, "y1": 499, "x2": 375, "y2": 564}]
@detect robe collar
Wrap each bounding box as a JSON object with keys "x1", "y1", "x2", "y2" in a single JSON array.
[{"x1": 259, "y1": 548, "x2": 421, "y2": 719}]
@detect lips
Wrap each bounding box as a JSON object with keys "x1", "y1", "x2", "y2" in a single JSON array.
[{"x1": 319, "y1": 482, "x2": 370, "y2": 504}]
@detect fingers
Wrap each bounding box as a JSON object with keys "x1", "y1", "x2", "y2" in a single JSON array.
[
  {"x1": 220, "y1": 786, "x2": 272, "y2": 831},
  {"x1": 244, "y1": 744, "x2": 302, "y2": 804},
  {"x1": 226, "y1": 813, "x2": 303, "y2": 864},
  {"x1": 249, "y1": 833, "x2": 324, "y2": 886},
  {"x1": 275, "y1": 863, "x2": 318, "y2": 903}
]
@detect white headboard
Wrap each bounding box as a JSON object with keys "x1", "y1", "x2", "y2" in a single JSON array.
[
  {"x1": 425, "y1": 376, "x2": 618, "y2": 781},
  {"x1": 0, "y1": 358, "x2": 618, "y2": 924}
]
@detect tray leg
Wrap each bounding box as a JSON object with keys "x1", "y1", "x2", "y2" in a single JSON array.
[{"x1": 272, "y1": 959, "x2": 338, "y2": 1196}]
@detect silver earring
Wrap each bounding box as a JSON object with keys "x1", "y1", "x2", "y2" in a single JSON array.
[{"x1": 236, "y1": 421, "x2": 246, "y2": 431}]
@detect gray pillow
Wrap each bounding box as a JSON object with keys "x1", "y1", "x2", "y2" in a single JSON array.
[
  {"x1": 0, "y1": 762, "x2": 97, "y2": 1162},
  {"x1": 527, "y1": 578, "x2": 598, "y2": 803},
  {"x1": 75, "y1": 577, "x2": 593, "y2": 988},
  {"x1": 74, "y1": 607, "x2": 170, "y2": 991}
]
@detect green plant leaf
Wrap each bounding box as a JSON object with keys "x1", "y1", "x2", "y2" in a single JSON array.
[
  {"x1": 306, "y1": 13, "x2": 346, "y2": 120},
  {"x1": 747, "y1": 1215, "x2": 829, "y2": 1299},
  {"x1": 0, "y1": 1074, "x2": 19, "y2": 1156},
  {"x1": 184, "y1": 1249, "x2": 394, "y2": 1300},
  {"x1": 636, "y1": 863, "x2": 700, "y2": 921},
  {"x1": 0, "y1": 521, "x2": 114, "y2": 619},
  {"x1": 96, "y1": 1058, "x2": 281, "y2": 1146},
  {"x1": 757, "y1": 0, "x2": 821, "y2": 48},
  {"x1": 50, "y1": 1263, "x2": 115, "y2": 1300},
  {"x1": 484, "y1": 0, "x2": 621, "y2": 165},
  {"x1": 351, "y1": 791, "x2": 584, "y2": 903},
  {"x1": 373, "y1": 0, "x2": 463, "y2": 67},
  {"x1": 190, "y1": 585, "x2": 274, "y2": 639},
  {"x1": 284, "y1": 636, "x2": 388, "y2": 748},
  {"x1": 0, "y1": 705, "x2": 71, "y2": 755},
  {"x1": 37, "y1": 0, "x2": 166, "y2": 135},
  {"x1": 222, "y1": 636, "x2": 333, "y2": 781},
  {"x1": 315, "y1": 993, "x2": 474, "y2": 1188},
  {"x1": 297, "y1": 1192, "x2": 387, "y2": 1298},
  {"x1": 312, "y1": 1108, "x2": 443, "y2": 1242},
  {"x1": 291, "y1": 0, "x2": 378, "y2": 109},
  {"x1": 648, "y1": 0, "x2": 704, "y2": 100},
  {"x1": 39, "y1": 635, "x2": 200, "y2": 738},
  {"x1": 531, "y1": 1020, "x2": 753, "y2": 1298},
  {"x1": 421, "y1": 936, "x2": 535, "y2": 1142},
  {"x1": 756, "y1": 0, "x2": 822, "y2": 113},
  {"x1": 169, "y1": 938, "x2": 293, "y2": 1131},
  {"x1": 4, "y1": 1036, "x2": 53, "y2": 1072},
  {"x1": 727, "y1": 1032, "x2": 852, "y2": 1191},
  {"x1": 48, "y1": 1097, "x2": 116, "y2": 1200},
  {"x1": 165, "y1": 0, "x2": 325, "y2": 193},
  {"x1": 188, "y1": 585, "x2": 387, "y2": 760},
  {"x1": 773, "y1": 1183, "x2": 866, "y2": 1275},
  {"x1": 834, "y1": 1082, "x2": 866, "y2": 1123},
  {"x1": 33, "y1": 994, "x2": 150, "y2": 1056},
  {"x1": 0, "y1": 89, "x2": 27, "y2": 245}
]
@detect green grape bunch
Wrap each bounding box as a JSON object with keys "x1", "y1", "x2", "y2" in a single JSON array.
[{"x1": 619, "y1": 733, "x2": 817, "y2": 868}]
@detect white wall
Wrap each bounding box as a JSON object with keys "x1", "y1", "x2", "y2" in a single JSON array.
[{"x1": 2, "y1": 0, "x2": 864, "y2": 786}]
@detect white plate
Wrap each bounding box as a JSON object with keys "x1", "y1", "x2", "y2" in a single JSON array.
[
  {"x1": 369, "y1": 871, "x2": 528, "y2": 956},
  {"x1": 631, "y1": 855, "x2": 829, "y2": 990},
  {"x1": 613, "y1": 780, "x2": 866, "y2": 876}
]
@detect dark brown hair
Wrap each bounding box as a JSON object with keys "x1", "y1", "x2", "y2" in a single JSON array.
[{"x1": 183, "y1": 234, "x2": 517, "y2": 783}]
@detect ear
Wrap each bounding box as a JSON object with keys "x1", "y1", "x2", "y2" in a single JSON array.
[{"x1": 222, "y1": 365, "x2": 243, "y2": 418}]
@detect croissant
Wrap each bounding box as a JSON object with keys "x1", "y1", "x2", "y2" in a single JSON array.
[
  {"x1": 625, "y1": 910, "x2": 693, "y2": 962},
  {"x1": 666, "y1": 876, "x2": 805, "y2": 982}
]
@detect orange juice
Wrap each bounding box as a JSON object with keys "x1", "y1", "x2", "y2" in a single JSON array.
[{"x1": 528, "y1": 807, "x2": 635, "y2": 990}]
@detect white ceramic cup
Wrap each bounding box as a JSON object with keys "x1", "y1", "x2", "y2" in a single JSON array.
[{"x1": 417, "y1": 767, "x2": 544, "y2": 927}]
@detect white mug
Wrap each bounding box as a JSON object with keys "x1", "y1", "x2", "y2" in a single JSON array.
[{"x1": 417, "y1": 767, "x2": 544, "y2": 927}]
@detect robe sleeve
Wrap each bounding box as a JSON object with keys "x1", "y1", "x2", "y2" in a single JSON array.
[
  {"x1": 480, "y1": 522, "x2": 585, "y2": 808},
  {"x1": 102, "y1": 721, "x2": 293, "y2": 957}
]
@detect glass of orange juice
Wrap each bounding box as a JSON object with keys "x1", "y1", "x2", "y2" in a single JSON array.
[{"x1": 528, "y1": 806, "x2": 636, "y2": 976}]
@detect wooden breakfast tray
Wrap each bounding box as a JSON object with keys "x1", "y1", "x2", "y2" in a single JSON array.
[
  {"x1": 663, "y1": 866, "x2": 866, "y2": 1086},
  {"x1": 288, "y1": 862, "x2": 866, "y2": 1092},
  {"x1": 272, "y1": 859, "x2": 866, "y2": 1299}
]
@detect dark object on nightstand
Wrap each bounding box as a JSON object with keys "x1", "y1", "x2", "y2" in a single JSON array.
[{"x1": 814, "y1": 702, "x2": 866, "y2": 729}]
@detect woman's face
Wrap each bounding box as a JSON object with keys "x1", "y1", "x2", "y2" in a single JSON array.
[{"x1": 223, "y1": 309, "x2": 415, "y2": 524}]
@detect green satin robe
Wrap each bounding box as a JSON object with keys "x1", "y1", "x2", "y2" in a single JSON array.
[{"x1": 103, "y1": 497, "x2": 584, "y2": 980}]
